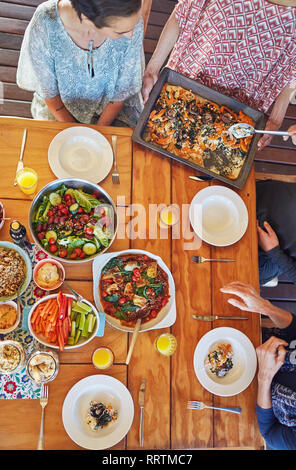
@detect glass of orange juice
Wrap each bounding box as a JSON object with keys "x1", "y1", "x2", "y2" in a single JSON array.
[
  {"x1": 158, "y1": 205, "x2": 179, "y2": 228},
  {"x1": 155, "y1": 333, "x2": 177, "y2": 356},
  {"x1": 92, "y1": 347, "x2": 114, "y2": 370},
  {"x1": 16, "y1": 167, "x2": 38, "y2": 195}
]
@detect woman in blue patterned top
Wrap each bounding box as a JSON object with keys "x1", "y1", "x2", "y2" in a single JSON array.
[{"x1": 17, "y1": 0, "x2": 144, "y2": 127}]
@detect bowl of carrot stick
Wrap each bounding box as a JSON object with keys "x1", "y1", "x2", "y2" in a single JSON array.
[{"x1": 28, "y1": 292, "x2": 100, "y2": 351}]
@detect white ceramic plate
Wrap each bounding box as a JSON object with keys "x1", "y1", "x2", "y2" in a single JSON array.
[
  {"x1": 48, "y1": 127, "x2": 113, "y2": 183},
  {"x1": 62, "y1": 375, "x2": 134, "y2": 449},
  {"x1": 189, "y1": 186, "x2": 248, "y2": 246},
  {"x1": 193, "y1": 327, "x2": 257, "y2": 397},
  {"x1": 28, "y1": 293, "x2": 100, "y2": 350},
  {"x1": 93, "y1": 249, "x2": 176, "y2": 332}
]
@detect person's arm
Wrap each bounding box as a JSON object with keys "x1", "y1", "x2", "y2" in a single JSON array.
[
  {"x1": 220, "y1": 281, "x2": 293, "y2": 328},
  {"x1": 45, "y1": 95, "x2": 77, "y2": 122},
  {"x1": 257, "y1": 220, "x2": 296, "y2": 284},
  {"x1": 258, "y1": 81, "x2": 296, "y2": 151},
  {"x1": 142, "y1": 10, "x2": 180, "y2": 103},
  {"x1": 96, "y1": 101, "x2": 125, "y2": 126}
]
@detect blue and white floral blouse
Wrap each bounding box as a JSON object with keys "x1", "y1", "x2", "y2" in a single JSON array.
[{"x1": 17, "y1": 0, "x2": 144, "y2": 127}]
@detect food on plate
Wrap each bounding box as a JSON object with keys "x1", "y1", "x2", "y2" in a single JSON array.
[
  {"x1": 30, "y1": 293, "x2": 97, "y2": 351},
  {"x1": 99, "y1": 253, "x2": 170, "y2": 327},
  {"x1": 205, "y1": 342, "x2": 233, "y2": 377},
  {"x1": 32, "y1": 183, "x2": 114, "y2": 260},
  {"x1": 35, "y1": 261, "x2": 60, "y2": 289},
  {"x1": 144, "y1": 83, "x2": 254, "y2": 180},
  {"x1": 0, "y1": 303, "x2": 17, "y2": 330},
  {"x1": 0, "y1": 247, "x2": 26, "y2": 297},
  {"x1": 0, "y1": 343, "x2": 20, "y2": 372},
  {"x1": 28, "y1": 353, "x2": 56, "y2": 383},
  {"x1": 85, "y1": 401, "x2": 118, "y2": 430}
]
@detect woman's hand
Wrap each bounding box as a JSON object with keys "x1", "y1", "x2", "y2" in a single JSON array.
[
  {"x1": 257, "y1": 118, "x2": 281, "y2": 151},
  {"x1": 256, "y1": 336, "x2": 288, "y2": 384},
  {"x1": 284, "y1": 124, "x2": 296, "y2": 145},
  {"x1": 257, "y1": 220, "x2": 279, "y2": 252},
  {"x1": 142, "y1": 68, "x2": 159, "y2": 104},
  {"x1": 220, "y1": 281, "x2": 271, "y2": 314}
]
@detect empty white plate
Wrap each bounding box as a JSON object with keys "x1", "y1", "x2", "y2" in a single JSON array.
[
  {"x1": 193, "y1": 327, "x2": 257, "y2": 397},
  {"x1": 48, "y1": 126, "x2": 113, "y2": 183},
  {"x1": 189, "y1": 185, "x2": 248, "y2": 246},
  {"x1": 62, "y1": 375, "x2": 134, "y2": 449}
]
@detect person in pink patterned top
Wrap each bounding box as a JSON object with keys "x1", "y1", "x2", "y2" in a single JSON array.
[{"x1": 142, "y1": 0, "x2": 296, "y2": 150}]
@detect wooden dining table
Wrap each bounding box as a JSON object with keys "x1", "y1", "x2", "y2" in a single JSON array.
[{"x1": 0, "y1": 116, "x2": 263, "y2": 450}]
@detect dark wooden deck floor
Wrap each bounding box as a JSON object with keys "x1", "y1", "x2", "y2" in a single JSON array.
[{"x1": 1, "y1": 0, "x2": 296, "y2": 312}]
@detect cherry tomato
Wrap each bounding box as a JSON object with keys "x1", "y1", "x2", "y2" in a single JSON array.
[
  {"x1": 102, "y1": 292, "x2": 108, "y2": 298},
  {"x1": 143, "y1": 255, "x2": 149, "y2": 261},
  {"x1": 133, "y1": 268, "x2": 141, "y2": 278},
  {"x1": 132, "y1": 275, "x2": 137, "y2": 282},
  {"x1": 79, "y1": 251, "x2": 86, "y2": 258},
  {"x1": 64, "y1": 193, "x2": 71, "y2": 200},
  {"x1": 49, "y1": 244, "x2": 58, "y2": 253},
  {"x1": 74, "y1": 247, "x2": 82, "y2": 256},
  {"x1": 92, "y1": 190, "x2": 100, "y2": 199},
  {"x1": 69, "y1": 252, "x2": 78, "y2": 259},
  {"x1": 58, "y1": 204, "x2": 65, "y2": 210},
  {"x1": 85, "y1": 226, "x2": 94, "y2": 236},
  {"x1": 119, "y1": 297, "x2": 127, "y2": 305},
  {"x1": 77, "y1": 207, "x2": 84, "y2": 213},
  {"x1": 61, "y1": 207, "x2": 69, "y2": 216},
  {"x1": 47, "y1": 210, "x2": 53, "y2": 217},
  {"x1": 161, "y1": 297, "x2": 168, "y2": 307},
  {"x1": 150, "y1": 310, "x2": 157, "y2": 318},
  {"x1": 59, "y1": 249, "x2": 67, "y2": 258},
  {"x1": 48, "y1": 237, "x2": 56, "y2": 245}
]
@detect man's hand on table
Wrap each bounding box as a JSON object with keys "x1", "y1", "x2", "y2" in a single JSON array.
[
  {"x1": 220, "y1": 281, "x2": 271, "y2": 314},
  {"x1": 257, "y1": 220, "x2": 279, "y2": 252}
]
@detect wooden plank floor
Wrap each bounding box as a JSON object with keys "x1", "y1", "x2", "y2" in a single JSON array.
[{"x1": 1, "y1": 0, "x2": 296, "y2": 309}]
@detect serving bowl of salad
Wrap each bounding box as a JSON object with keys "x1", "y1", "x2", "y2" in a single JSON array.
[{"x1": 28, "y1": 178, "x2": 118, "y2": 263}]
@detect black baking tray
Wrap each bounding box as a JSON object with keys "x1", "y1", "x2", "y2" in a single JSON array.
[{"x1": 132, "y1": 67, "x2": 265, "y2": 190}]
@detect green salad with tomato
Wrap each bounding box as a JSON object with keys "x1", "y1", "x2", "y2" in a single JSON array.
[{"x1": 32, "y1": 184, "x2": 114, "y2": 260}]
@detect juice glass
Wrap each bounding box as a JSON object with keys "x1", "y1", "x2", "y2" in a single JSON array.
[
  {"x1": 16, "y1": 167, "x2": 38, "y2": 195},
  {"x1": 92, "y1": 347, "x2": 114, "y2": 370},
  {"x1": 155, "y1": 333, "x2": 177, "y2": 356},
  {"x1": 158, "y1": 205, "x2": 179, "y2": 229}
]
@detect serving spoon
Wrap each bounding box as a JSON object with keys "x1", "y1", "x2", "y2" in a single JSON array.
[{"x1": 228, "y1": 122, "x2": 291, "y2": 139}]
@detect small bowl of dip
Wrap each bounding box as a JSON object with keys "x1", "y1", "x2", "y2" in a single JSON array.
[
  {"x1": 33, "y1": 258, "x2": 65, "y2": 291},
  {"x1": 0, "y1": 340, "x2": 26, "y2": 375},
  {"x1": 26, "y1": 349, "x2": 59, "y2": 384},
  {"x1": 0, "y1": 301, "x2": 20, "y2": 334}
]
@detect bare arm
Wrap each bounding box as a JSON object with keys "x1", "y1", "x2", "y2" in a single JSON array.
[
  {"x1": 96, "y1": 101, "x2": 125, "y2": 126},
  {"x1": 258, "y1": 81, "x2": 296, "y2": 150},
  {"x1": 45, "y1": 95, "x2": 77, "y2": 122},
  {"x1": 220, "y1": 281, "x2": 293, "y2": 329},
  {"x1": 142, "y1": 10, "x2": 180, "y2": 103}
]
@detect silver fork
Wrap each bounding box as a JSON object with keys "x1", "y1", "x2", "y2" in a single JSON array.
[
  {"x1": 192, "y1": 256, "x2": 235, "y2": 263},
  {"x1": 187, "y1": 401, "x2": 241, "y2": 414},
  {"x1": 111, "y1": 135, "x2": 120, "y2": 184},
  {"x1": 37, "y1": 380, "x2": 48, "y2": 450}
]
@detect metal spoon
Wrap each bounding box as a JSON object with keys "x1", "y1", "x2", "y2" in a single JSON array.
[{"x1": 228, "y1": 122, "x2": 291, "y2": 139}]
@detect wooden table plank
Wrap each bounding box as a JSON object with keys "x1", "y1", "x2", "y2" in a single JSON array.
[
  {"x1": 126, "y1": 143, "x2": 172, "y2": 450},
  {"x1": 0, "y1": 365, "x2": 127, "y2": 450}
]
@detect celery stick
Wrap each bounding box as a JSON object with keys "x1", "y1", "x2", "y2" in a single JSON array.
[{"x1": 79, "y1": 312, "x2": 85, "y2": 331}]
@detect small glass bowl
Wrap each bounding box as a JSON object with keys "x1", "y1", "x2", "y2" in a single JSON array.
[
  {"x1": 0, "y1": 340, "x2": 26, "y2": 375},
  {"x1": 26, "y1": 349, "x2": 59, "y2": 384}
]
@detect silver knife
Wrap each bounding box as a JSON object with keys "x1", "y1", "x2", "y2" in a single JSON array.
[
  {"x1": 14, "y1": 129, "x2": 27, "y2": 186},
  {"x1": 138, "y1": 378, "x2": 146, "y2": 447},
  {"x1": 192, "y1": 315, "x2": 249, "y2": 321}
]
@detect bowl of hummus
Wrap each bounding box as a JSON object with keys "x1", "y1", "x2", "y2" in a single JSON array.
[
  {"x1": 0, "y1": 301, "x2": 20, "y2": 334},
  {"x1": 0, "y1": 340, "x2": 26, "y2": 374},
  {"x1": 33, "y1": 258, "x2": 65, "y2": 291}
]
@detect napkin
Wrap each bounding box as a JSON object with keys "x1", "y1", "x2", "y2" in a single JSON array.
[{"x1": 22, "y1": 307, "x2": 105, "y2": 337}]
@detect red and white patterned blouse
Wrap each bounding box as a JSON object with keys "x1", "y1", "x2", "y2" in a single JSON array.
[{"x1": 167, "y1": 0, "x2": 296, "y2": 112}]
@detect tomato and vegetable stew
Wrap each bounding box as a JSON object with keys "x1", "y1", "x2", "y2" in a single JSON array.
[{"x1": 99, "y1": 254, "x2": 170, "y2": 327}]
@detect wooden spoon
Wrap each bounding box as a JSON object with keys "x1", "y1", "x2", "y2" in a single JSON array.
[{"x1": 125, "y1": 318, "x2": 142, "y2": 365}]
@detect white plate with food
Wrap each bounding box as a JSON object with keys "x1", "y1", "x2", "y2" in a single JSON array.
[
  {"x1": 189, "y1": 186, "x2": 248, "y2": 247},
  {"x1": 62, "y1": 375, "x2": 134, "y2": 450},
  {"x1": 0, "y1": 241, "x2": 32, "y2": 301},
  {"x1": 193, "y1": 327, "x2": 257, "y2": 397},
  {"x1": 93, "y1": 249, "x2": 176, "y2": 332},
  {"x1": 48, "y1": 127, "x2": 113, "y2": 184}
]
